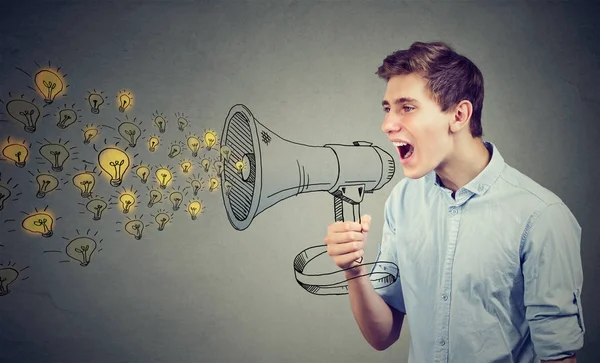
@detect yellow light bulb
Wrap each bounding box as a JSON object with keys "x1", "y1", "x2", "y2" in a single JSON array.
[
  {"x1": 66, "y1": 237, "x2": 97, "y2": 266},
  {"x1": 118, "y1": 93, "x2": 131, "y2": 112},
  {"x1": 190, "y1": 180, "x2": 202, "y2": 196},
  {"x1": 235, "y1": 161, "x2": 244, "y2": 174},
  {"x1": 148, "y1": 136, "x2": 159, "y2": 152},
  {"x1": 187, "y1": 200, "x2": 202, "y2": 220},
  {"x1": 83, "y1": 128, "x2": 98, "y2": 144},
  {"x1": 2, "y1": 143, "x2": 28, "y2": 168},
  {"x1": 181, "y1": 161, "x2": 192, "y2": 173},
  {"x1": 98, "y1": 147, "x2": 130, "y2": 187},
  {"x1": 119, "y1": 193, "x2": 135, "y2": 214},
  {"x1": 155, "y1": 212, "x2": 170, "y2": 231},
  {"x1": 0, "y1": 185, "x2": 11, "y2": 211},
  {"x1": 36, "y1": 173, "x2": 59, "y2": 198},
  {"x1": 148, "y1": 189, "x2": 162, "y2": 208},
  {"x1": 201, "y1": 158, "x2": 210, "y2": 172},
  {"x1": 124, "y1": 219, "x2": 144, "y2": 240},
  {"x1": 0, "y1": 267, "x2": 19, "y2": 296},
  {"x1": 34, "y1": 69, "x2": 64, "y2": 104},
  {"x1": 22, "y1": 212, "x2": 54, "y2": 237},
  {"x1": 209, "y1": 177, "x2": 219, "y2": 192},
  {"x1": 136, "y1": 166, "x2": 150, "y2": 183},
  {"x1": 187, "y1": 136, "x2": 200, "y2": 157},
  {"x1": 86, "y1": 199, "x2": 107, "y2": 220},
  {"x1": 169, "y1": 191, "x2": 183, "y2": 211},
  {"x1": 72, "y1": 172, "x2": 95, "y2": 198},
  {"x1": 203, "y1": 130, "x2": 217, "y2": 150},
  {"x1": 155, "y1": 168, "x2": 172, "y2": 189}
]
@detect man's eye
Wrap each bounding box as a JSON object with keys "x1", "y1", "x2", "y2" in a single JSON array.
[
  {"x1": 403, "y1": 106, "x2": 414, "y2": 112},
  {"x1": 383, "y1": 107, "x2": 391, "y2": 113}
]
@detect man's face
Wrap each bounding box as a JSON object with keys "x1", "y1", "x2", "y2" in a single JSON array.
[{"x1": 381, "y1": 73, "x2": 453, "y2": 179}]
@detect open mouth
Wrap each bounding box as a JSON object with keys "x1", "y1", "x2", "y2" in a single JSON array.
[{"x1": 394, "y1": 141, "x2": 414, "y2": 160}]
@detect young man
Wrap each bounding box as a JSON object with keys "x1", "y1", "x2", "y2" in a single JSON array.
[{"x1": 324, "y1": 41, "x2": 585, "y2": 363}]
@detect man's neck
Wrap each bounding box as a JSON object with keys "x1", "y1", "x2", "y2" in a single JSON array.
[{"x1": 434, "y1": 137, "x2": 491, "y2": 192}]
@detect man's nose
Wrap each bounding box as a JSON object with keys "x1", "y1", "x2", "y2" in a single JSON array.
[{"x1": 381, "y1": 115, "x2": 400, "y2": 134}]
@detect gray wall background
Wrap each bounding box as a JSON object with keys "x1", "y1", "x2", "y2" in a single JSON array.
[{"x1": 1, "y1": 0, "x2": 598, "y2": 362}]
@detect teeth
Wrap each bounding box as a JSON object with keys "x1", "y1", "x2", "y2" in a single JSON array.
[{"x1": 393, "y1": 141, "x2": 408, "y2": 147}]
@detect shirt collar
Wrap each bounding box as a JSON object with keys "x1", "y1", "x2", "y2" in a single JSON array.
[{"x1": 424, "y1": 141, "x2": 505, "y2": 196}]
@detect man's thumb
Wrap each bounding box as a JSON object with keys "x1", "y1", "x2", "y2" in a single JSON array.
[{"x1": 361, "y1": 214, "x2": 372, "y2": 232}]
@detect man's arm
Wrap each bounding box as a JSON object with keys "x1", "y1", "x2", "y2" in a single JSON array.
[
  {"x1": 541, "y1": 356, "x2": 576, "y2": 363},
  {"x1": 521, "y1": 202, "x2": 585, "y2": 361}
]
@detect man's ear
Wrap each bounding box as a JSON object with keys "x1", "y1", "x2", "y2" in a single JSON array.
[{"x1": 449, "y1": 100, "x2": 472, "y2": 133}]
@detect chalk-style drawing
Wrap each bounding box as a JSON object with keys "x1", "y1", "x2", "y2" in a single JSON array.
[
  {"x1": 97, "y1": 145, "x2": 132, "y2": 187},
  {"x1": 62, "y1": 229, "x2": 102, "y2": 266},
  {"x1": 114, "y1": 115, "x2": 145, "y2": 148},
  {"x1": 186, "y1": 199, "x2": 204, "y2": 220},
  {"x1": 0, "y1": 172, "x2": 21, "y2": 211},
  {"x1": 148, "y1": 135, "x2": 160, "y2": 152},
  {"x1": 187, "y1": 174, "x2": 204, "y2": 196},
  {"x1": 168, "y1": 186, "x2": 188, "y2": 211},
  {"x1": 219, "y1": 104, "x2": 399, "y2": 295},
  {"x1": 200, "y1": 156, "x2": 211, "y2": 173},
  {"x1": 167, "y1": 141, "x2": 184, "y2": 159},
  {"x1": 15, "y1": 62, "x2": 68, "y2": 105},
  {"x1": 154, "y1": 165, "x2": 175, "y2": 190},
  {"x1": 117, "y1": 89, "x2": 134, "y2": 113},
  {"x1": 208, "y1": 175, "x2": 220, "y2": 192},
  {"x1": 21, "y1": 205, "x2": 60, "y2": 238},
  {"x1": 1, "y1": 137, "x2": 30, "y2": 168},
  {"x1": 219, "y1": 144, "x2": 232, "y2": 161},
  {"x1": 112, "y1": 185, "x2": 139, "y2": 214},
  {"x1": 203, "y1": 129, "x2": 218, "y2": 151},
  {"x1": 133, "y1": 162, "x2": 151, "y2": 184},
  {"x1": 28, "y1": 169, "x2": 62, "y2": 198},
  {"x1": 116, "y1": 215, "x2": 148, "y2": 240},
  {"x1": 79, "y1": 195, "x2": 111, "y2": 221},
  {"x1": 179, "y1": 159, "x2": 193, "y2": 174},
  {"x1": 86, "y1": 89, "x2": 107, "y2": 114},
  {"x1": 82, "y1": 124, "x2": 100, "y2": 145},
  {"x1": 175, "y1": 112, "x2": 189, "y2": 131},
  {"x1": 55, "y1": 102, "x2": 82, "y2": 129},
  {"x1": 152, "y1": 209, "x2": 174, "y2": 231},
  {"x1": 152, "y1": 111, "x2": 167, "y2": 133},
  {"x1": 0, "y1": 93, "x2": 46, "y2": 133},
  {"x1": 147, "y1": 187, "x2": 163, "y2": 208},
  {"x1": 37, "y1": 139, "x2": 77, "y2": 172},
  {"x1": 186, "y1": 133, "x2": 201, "y2": 157},
  {"x1": 0, "y1": 262, "x2": 30, "y2": 296}
]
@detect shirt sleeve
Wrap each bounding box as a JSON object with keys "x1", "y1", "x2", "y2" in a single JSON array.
[
  {"x1": 370, "y1": 192, "x2": 405, "y2": 314},
  {"x1": 520, "y1": 201, "x2": 586, "y2": 361}
]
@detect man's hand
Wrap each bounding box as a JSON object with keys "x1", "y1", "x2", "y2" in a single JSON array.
[{"x1": 324, "y1": 214, "x2": 371, "y2": 271}]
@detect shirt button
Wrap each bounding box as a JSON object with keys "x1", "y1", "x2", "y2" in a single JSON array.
[
  {"x1": 477, "y1": 184, "x2": 485, "y2": 192},
  {"x1": 449, "y1": 207, "x2": 458, "y2": 215},
  {"x1": 440, "y1": 339, "x2": 446, "y2": 346},
  {"x1": 442, "y1": 293, "x2": 448, "y2": 301}
]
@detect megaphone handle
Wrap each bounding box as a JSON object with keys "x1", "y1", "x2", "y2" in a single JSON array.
[{"x1": 333, "y1": 196, "x2": 363, "y2": 263}]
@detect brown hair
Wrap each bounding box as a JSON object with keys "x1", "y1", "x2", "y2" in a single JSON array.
[{"x1": 376, "y1": 41, "x2": 484, "y2": 138}]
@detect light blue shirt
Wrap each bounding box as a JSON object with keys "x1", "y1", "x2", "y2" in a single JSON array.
[{"x1": 371, "y1": 141, "x2": 585, "y2": 363}]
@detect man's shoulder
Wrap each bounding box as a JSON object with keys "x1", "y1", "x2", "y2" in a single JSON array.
[{"x1": 497, "y1": 163, "x2": 565, "y2": 209}]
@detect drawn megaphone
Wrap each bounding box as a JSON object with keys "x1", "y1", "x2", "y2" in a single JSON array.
[{"x1": 220, "y1": 104, "x2": 399, "y2": 295}]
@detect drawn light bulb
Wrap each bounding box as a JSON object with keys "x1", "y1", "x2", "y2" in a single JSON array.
[
  {"x1": 119, "y1": 193, "x2": 135, "y2": 214},
  {"x1": 34, "y1": 69, "x2": 64, "y2": 104},
  {"x1": 223, "y1": 180, "x2": 232, "y2": 196},
  {"x1": 83, "y1": 128, "x2": 99, "y2": 144},
  {"x1": 148, "y1": 136, "x2": 159, "y2": 152},
  {"x1": 209, "y1": 177, "x2": 219, "y2": 192},
  {"x1": 39, "y1": 143, "x2": 69, "y2": 172},
  {"x1": 153, "y1": 115, "x2": 166, "y2": 133},
  {"x1": 2, "y1": 143, "x2": 28, "y2": 168},
  {"x1": 168, "y1": 144, "x2": 181, "y2": 158},
  {"x1": 72, "y1": 172, "x2": 95, "y2": 198},
  {"x1": 187, "y1": 136, "x2": 200, "y2": 157},
  {"x1": 177, "y1": 117, "x2": 188, "y2": 131},
  {"x1": 213, "y1": 161, "x2": 224, "y2": 177},
  {"x1": 86, "y1": 199, "x2": 107, "y2": 220},
  {"x1": 124, "y1": 219, "x2": 144, "y2": 240},
  {"x1": 187, "y1": 201, "x2": 202, "y2": 220},
  {"x1": 220, "y1": 145, "x2": 231, "y2": 161},
  {"x1": 0, "y1": 185, "x2": 11, "y2": 210},
  {"x1": 22, "y1": 212, "x2": 54, "y2": 237},
  {"x1": 36, "y1": 173, "x2": 59, "y2": 198},
  {"x1": 118, "y1": 122, "x2": 141, "y2": 148},
  {"x1": 148, "y1": 189, "x2": 162, "y2": 208},
  {"x1": 191, "y1": 180, "x2": 202, "y2": 196},
  {"x1": 203, "y1": 130, "x2": 217, "y2": 150},
  {"x1": 169, "y1": 191, "x2": 183, "y2": 211},
  {"x1": 88, "y1": 93, "x2": 104, "y2": 114},
  {"x1": 155, "y1": 168, "x2": 172, "y2": 189},
  {"x1": 66, "y1": 237, "x2": 96, "y2": 266},
  {"x1": 155, "y1": 212, "x2": 170, "y2": 231},
  {"x1": 118, "y1": 93, "x2": 131, "y2": 112},
  {"x1": 98, "y1": 147, "x2": 130, "y2": 187},
  {"x1": 0, "y1": 268, "x2": 19, "y2": 296},
  {"x1": 235, "y1": 161, "x2": 244, "y2": 174},
  {"x1": 57, "y1": 108, "x2": 77, "y2": 129},
  {"x1": 180, "y1": 161, "x2": 192, "y2": 173},
  {"x1": 136, "y1": 166, "x2": 150, "y2": 183},
  {"x1": 201, "y1": 158, "x2": 210, "y2": 172},
  {"x1": 6, "y1": 99, "x2": 41, "y2": 133}
]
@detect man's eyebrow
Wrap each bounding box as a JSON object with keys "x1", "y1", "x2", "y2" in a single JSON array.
[{"x1": 381, "y1": 97, "x2": 420, "y2": 107}]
